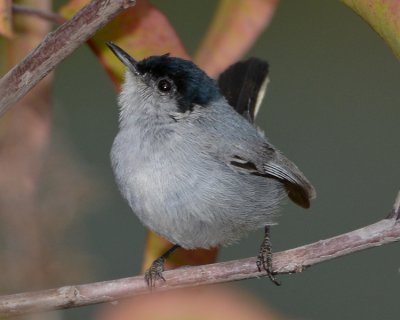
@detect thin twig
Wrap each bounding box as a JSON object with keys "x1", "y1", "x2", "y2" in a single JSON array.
[
  {"x1": 0, "y1": 0, "x2": 136, "y2": 117},
  {"x1": 12, "y1": 4, "x2": 64, "y2": 25},
  {"x1": 387, "y1": 190, "x2": 400, "y2": 219},
  {"x1": 0, "y1": 191, "x2": 399, "y2": 318}
]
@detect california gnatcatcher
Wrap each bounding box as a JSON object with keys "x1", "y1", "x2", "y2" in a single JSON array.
[{"x1": 107, "y1": 42, "x2": 316, "y2": 287}]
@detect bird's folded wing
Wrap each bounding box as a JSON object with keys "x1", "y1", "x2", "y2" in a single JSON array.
[{"x1": 228, "y1": 149, "x2": 316, "y2": 209}]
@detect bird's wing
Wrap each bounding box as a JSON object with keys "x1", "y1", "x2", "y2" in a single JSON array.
[
  {"x1": 227, "y1": 145, "x2": 316, "y2": 209},
  {"x1": 217, "y1": 58, "x2": 315, "y2": 208},
  {"x1": 218, "y1": 58, "x2": 269, "y2": 123}
]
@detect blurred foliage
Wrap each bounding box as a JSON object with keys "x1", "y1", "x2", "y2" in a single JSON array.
[
  {"x1": 60, "y1": 0, "x2": 189, "y2": 88},
  {"x1": 0, "y1": 0, "x2": 399, "y2": 319},
  {"x1": 194, "y1": 0, "x2": 279, "y2": 77},
  {"x1": 0, "y1": 0, "x2": 13, "y2": 38},
  {"x1": 0, "y1": 0, "x2": 100, "y2": 298},
  {"x1": 342, "y1": 0, "x2": 400, "y2": 61}
]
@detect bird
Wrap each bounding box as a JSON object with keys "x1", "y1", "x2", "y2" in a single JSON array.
[{"x1": 107, "y1": 42, "x2": 316, "y2": 287}]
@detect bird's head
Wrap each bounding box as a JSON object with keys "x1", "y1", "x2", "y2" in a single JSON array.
[{"x1": 107, "y1": 42, "x2": 221, "y2": 118}]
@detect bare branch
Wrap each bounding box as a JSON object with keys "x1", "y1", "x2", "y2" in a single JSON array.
[
  {"x1": 0, "y1": 191, "x2": 399, "y2": 318},
  {"x1": 12, "y1": 4, "x2": 64, "y2": 25},
  {"x1": 0, "y1": 0, "x2": 136, "y2": 117},
  {"x1": 387, "y1": 190, "x2": 400, "y2": 219}
]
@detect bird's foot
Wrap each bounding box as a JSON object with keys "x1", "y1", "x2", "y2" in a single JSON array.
[
  {"x1": 145, "y1": 256, "x2": 166, "y2": 288},
  {"x1": 144, "y1": 244, "x2": 181, "y2": 288},
  {"x1": 256, "y1": 250, "x2": 281, "y2": 286},
  {"x1": 257, "y1": 226, "x2": 281, "y2": 286}
]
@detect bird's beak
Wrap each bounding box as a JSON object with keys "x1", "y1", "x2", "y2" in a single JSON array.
[{"x1": 106, "y1": 42, "x2": 140, "y2": 75}]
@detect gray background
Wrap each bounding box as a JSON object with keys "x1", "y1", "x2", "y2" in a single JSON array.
[{"x1": 53, "y1": 0, "x2": 400, "y2": 319}]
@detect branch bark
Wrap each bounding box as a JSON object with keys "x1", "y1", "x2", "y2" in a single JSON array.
[
  {"x1": 0, "y1": 0, "x2": 136, "y2": 117},
  {"x1": 0, "y1": 191, "x2": 399, "y2": 318}
]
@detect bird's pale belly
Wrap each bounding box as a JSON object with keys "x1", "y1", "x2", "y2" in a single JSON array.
[{"x1": 119, "y1": 157, "x2": 283, "y2": 249}]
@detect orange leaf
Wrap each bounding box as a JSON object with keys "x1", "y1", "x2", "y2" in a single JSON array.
[
  {"x1": 0, "y1": 0, "x2": 13, "y2": 38},
  {"x1": 195, "y1": 0, "x2": 279, "y2": 78},
  {"x1": 142, "y1": 232, "x2": 219, "y2": 271},
  {"x1": 60, "y1": 0, "x2": 189, "y2": 88}
]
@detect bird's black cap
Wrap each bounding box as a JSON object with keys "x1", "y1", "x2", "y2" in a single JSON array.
[{"x1": 107, "y1": 42, "x2": 221, "y2": 111}]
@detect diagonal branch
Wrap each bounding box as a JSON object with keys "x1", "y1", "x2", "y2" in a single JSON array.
[
  {"x1": 0, "y1": 191, "x2": 399, "y2": 318},
  {"x1": 0, "y1": 0, "x2": 136, "y2": 117}
]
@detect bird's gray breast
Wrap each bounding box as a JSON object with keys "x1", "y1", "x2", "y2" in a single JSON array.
[{"x1": 111, "y1": 121, "x2": 283, "y2": 249}]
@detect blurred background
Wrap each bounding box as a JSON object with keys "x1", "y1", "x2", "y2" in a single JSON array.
[{"x1": 1, "y1": 0, "x2": 399, "y2": 319}]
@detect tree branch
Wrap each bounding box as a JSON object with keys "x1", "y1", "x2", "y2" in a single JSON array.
[
  {"x1": 0, "y1": 0, "x2": 136, "y2": 117},
  {"x1": 0, "y1": 191, "x2": 399, "y2": 318}
]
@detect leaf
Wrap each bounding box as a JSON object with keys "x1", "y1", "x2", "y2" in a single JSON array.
[
  {"x1": 60, "y1": 0, "x2": 189, "y2": 88},
  {"x1": 142, "y1": 232, "x2": 219, "y2": 271},
  {"x1": 0, "y1": 0, "x2": 13, "y2": 38},
  {"x1": 194, "y1": 0, "x2": 280, "y2": 78},
  {"x1": 342, "y1": 0, "x2": 400, "y2": 61}
]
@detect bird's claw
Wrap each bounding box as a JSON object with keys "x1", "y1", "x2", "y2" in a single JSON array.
[
  {"x1": 256, "y1": 249, "x2": 281, "y2": 286},
  {"x1": 144, "y1": 257, "x2": 166, "y2": 288}
]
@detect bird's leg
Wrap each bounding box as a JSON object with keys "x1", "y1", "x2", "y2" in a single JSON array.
[
  {"x1": 256, "y1": 226, "x2": 281, "y2": 286},
  {"x1": 145, "y1": 244, "x2": 180, "y2": 287}
]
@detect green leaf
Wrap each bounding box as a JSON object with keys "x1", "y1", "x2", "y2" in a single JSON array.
[{"x1": 342, "y1": 0, "x2": 400, "y2": 60}]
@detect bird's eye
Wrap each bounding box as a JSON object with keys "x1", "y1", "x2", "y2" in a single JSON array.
[{"x1": 157, "y1": 79, "x2": 172, "y2": 93}]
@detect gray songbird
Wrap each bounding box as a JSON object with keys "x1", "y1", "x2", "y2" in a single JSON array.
[{"x1": 107, "y1": 42, "x2": 316, "y2": 287}]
